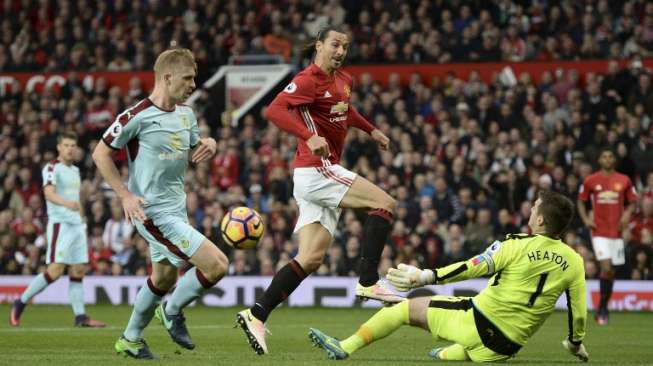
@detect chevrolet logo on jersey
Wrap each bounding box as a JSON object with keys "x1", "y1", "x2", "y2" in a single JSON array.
[{"x1": 330, "y1": 101, "x2": 349, "y2": 115}]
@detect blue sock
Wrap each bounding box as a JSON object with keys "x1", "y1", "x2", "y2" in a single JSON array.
[
  {"x1": 123, "y1": 278, "x2": 166, "y2": 341},
  {"x1": 165, "y1": 267, "x2": 217, "y2": 315},
  {"x1": 20, "y1": 272, "x2": 55, "y2": 303},
  {"x1": 69, "y1": 277, "x2": 85, "y2": 316}
]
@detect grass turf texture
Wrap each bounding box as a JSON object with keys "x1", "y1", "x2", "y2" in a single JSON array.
[{"x1": 0, "y1": 304, "x2": 651, "y2": 365}]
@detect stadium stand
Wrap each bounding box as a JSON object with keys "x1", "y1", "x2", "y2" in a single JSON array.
[{"x1": 1, "y1": 0, "x2": 652, "y2": 280}]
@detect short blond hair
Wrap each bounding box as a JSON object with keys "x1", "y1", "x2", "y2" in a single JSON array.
[{"x1": 153, "y1": 48, "x2": 197, "y2": 77}]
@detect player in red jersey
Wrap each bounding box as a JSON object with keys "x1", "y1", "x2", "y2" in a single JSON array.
[
  {"x1": 578, "y1": 148, "x2": 637, "y2": 325},
  {"x1": 236, "y1": 26, "x2": 402, "y2": 355}
]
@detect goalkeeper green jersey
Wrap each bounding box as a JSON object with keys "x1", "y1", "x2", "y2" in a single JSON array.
[{"x1": 433, "y1": 233, "x2": 587, "y2": 347}]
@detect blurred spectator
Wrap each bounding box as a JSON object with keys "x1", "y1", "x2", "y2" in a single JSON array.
[{"x1": 102, "y1": 198, "x2": 134, "y2": 254}]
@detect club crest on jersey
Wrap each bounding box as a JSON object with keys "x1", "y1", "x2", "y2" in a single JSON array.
[
  {"x1": 284, "y1": 82, "x2": 297, "y2": 94},
  {"x1": 330, "y1": 101, "x2": 349, "y2": 115},
  {"x1": 614, "y1": 183, "x2": 622, "y2": 191},
  {"x1": 180, "y1": 114, "x2": 190, "y2": 128},
  {"x1": 343, "y1": 85, "x2": 351, "y2": 98}
]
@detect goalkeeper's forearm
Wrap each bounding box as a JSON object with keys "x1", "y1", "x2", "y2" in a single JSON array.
[{"x1": 429, "y1": 258, "x2": 489, "y2": 285}]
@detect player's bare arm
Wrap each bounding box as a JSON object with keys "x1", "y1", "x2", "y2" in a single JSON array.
[
  {"x1": 348, "y1": 106, "x2": 386, "y2": 149},
  {"x1": 576, "y1": 200, "x2": 595, "y2": 229},
  {"x1": 190, "y1": 137, "x2": 217, "y2": 163},
  {"x1": 92, "y1": 140, "x2": 147, "y2": 223},
  {"x1": 43, "y1": 185, "x2": 80, "y2": 211},
  {"x1": 370, "y1": 129, "x2": 390, "y2": 150},
  {"x1": 621, "y1": 203, "x2": 635, "y2": 231}
]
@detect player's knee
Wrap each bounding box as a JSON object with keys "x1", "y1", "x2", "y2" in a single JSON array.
[
  {"x1": 408, "y1": 297, "x2": 430, "y2": 330},
  {"x1": 297, "y1": 255, "x2": 322, "y2": 274},
  {"x1": 70, "y1": 265, "x2": 87, "y2": 278},
  {"x1": 152, "y1": 275, "x2": 176, "y2": 292},
  {"x1": 377, "y1": 195, "x2": 396, "y2": 214},
  {"x1": 47, "y1": 266, "x2": 65, "y2": 281},
  {"x1": 202, "y1": 251, "x2": 229, "y2": 282}
]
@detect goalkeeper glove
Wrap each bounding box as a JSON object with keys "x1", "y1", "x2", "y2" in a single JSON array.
[
  {"x1": 387, "y1": 263, "x2": 436, "y2": 291},
  {"x1": 562, "y1": 339, "x2": 589, "y2": 362}
]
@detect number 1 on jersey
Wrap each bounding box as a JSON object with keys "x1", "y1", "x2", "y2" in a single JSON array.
[{"x1": 527, "y1": 273, "x2": 549, "y2": 307}]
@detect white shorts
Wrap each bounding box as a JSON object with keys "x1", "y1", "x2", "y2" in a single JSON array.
[
  {"x1": 293, "y1": 165, "x2": 357, "y2": 236},
  {"x1": 134, "y1": 215, "x2": 206, "y2": 268},
  {"x1": 591, "y1": 236, "x2": 625, "y2": 265},
  {"x1": 46, "y1": 222, "x2": 88, "y2": 265}
]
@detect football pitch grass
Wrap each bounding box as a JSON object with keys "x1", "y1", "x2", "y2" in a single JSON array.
[{"x1": 0, "y1": 304, "x2": 650, "y2": 365}]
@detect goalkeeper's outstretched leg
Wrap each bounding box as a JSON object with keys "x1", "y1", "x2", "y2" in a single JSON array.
[{"x1": 309, "y1": 296, "x2": 512, "y2": 362}]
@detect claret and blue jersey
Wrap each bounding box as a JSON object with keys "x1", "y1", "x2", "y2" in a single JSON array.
[
  {"x1": 42, "y1": 160, "x2": 82, "y2": 224},
  {"x1": 102, "y1": 98, "x2": 200, "y2": 221}
]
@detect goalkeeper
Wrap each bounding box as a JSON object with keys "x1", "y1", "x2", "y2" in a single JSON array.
[{"x1": 309, "y1": 190, "x2": 589, "y2": 362}]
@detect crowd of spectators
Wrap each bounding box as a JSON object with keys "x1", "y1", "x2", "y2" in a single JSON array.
[
  {"x1": 1, "y1": 0, "x2": 653, "y2": 281},
  {"x1": 3, "y1": 1, "x2": 653, "y2": 79}
]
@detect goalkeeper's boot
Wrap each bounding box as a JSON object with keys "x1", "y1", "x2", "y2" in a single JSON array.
[
  {"x1": 356, "y1": 279, "x2": 404, "y2": 304},
  {"x1": 75, "y1": 314, "x2": 107, "y2": 328},
  {"x1": 236, "y1": 309, "x2": 269, "y2": 355},
  {"x1": 115, "y1": 335, "x2": 155, "y2": 359},
  {"x1": 309, "y1": 328, "x2": 349, "y2": 360},
  {"x1": 155, "y1": 301, "x2": 195, "y2": 349},
  {"x1": 428, "y1": 347, "x2": 445, "y2": 360},
  {"x1": 9, "y1": 299, "x2": 26, "y2": 327}
]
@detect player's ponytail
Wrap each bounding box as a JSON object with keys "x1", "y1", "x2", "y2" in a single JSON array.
[{"x1": 301, "y1": 40, "x2": 318, "y2": 59}]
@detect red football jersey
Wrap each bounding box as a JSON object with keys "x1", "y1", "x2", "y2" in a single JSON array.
[
  {"x1": 265, "y1": 64, "x2": 375, "y2": 168},
  {"x1": 578, "y1": 171, "x2": 637, "y2": 238}
]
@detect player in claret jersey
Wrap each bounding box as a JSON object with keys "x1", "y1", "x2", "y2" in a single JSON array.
[
  {"x1": 10, "y1": 132, "x2": 105, "y2": 328},
  {"x1": 93, "y1": 48, "x2": 227, "y2": 359},
  {"x1": 237, "y1": 25, "x2": 402, "y2": 355},
  {"x1": 309, "y1": 190, "x2": 589, "y2": 363},
  {"x1": 578, "y1": 148, "x2": 637, "y2": 325}
]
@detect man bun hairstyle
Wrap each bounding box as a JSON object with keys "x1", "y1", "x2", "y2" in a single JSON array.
[
  {"x1": 538, "y1": 190, "x2": 575, "y2": 239},
  {"x1": 301, "y1": 24, "x2": 347, "y2": 59}
]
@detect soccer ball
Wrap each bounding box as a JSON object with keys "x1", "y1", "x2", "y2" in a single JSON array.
[{"x1": 220, "y1": 207, "x2": 264, "y2": 249}]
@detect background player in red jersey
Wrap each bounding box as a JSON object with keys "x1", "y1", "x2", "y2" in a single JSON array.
[
  {"x1": 578, "y1": 148, "x2": 637, "y2": 325},
  {"x1": 236, "y1": 26, "x2": 402, "y2": 355}
]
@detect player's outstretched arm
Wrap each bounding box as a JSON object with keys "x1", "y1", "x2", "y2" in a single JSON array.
[
  {"x1": 92, "y1": 140, "x2": 146, "y2": 223},
  {"x1": 388, "y1": 239, "x2": 516, "y2": 290},
  {"x1": 387, "y1": 256, "x2": 491, "y2": 291},
  {"x1": 386, "y1": 263, "x2": 435, "y2": 291}
]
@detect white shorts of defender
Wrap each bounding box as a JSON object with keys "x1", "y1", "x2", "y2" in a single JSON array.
[
  {"x1": 293, "y1": 165, "x2": 357, "y2": 236},
  {"x1": 591, "y1": 236, "x2": 625, "y2": 265},
  {"x1": 46, "y1": 222, "x2": 89, "y2": 265}
]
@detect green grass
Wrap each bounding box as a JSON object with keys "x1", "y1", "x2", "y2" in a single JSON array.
[{"x1": 0, "y1": 304, "x2": 651, "y2": 365}]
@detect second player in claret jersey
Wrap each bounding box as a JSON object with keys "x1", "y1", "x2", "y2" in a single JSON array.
[{"x1": 237, "y1": 25, "x2": 402, "y2": 355}]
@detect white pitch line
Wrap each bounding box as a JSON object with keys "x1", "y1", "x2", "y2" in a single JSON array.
[{"x1": 0, "y1": 323, "x2": 350, "y2": 333}]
